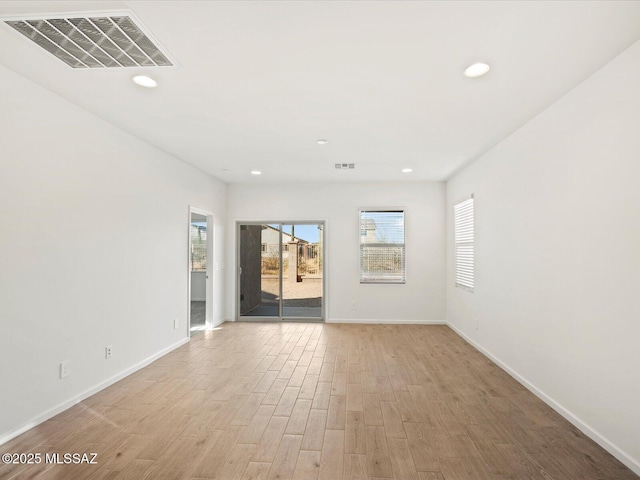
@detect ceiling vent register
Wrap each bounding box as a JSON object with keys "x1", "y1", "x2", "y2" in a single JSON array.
[
  {"x1": 5, "y1": 14, "x2": 173, "y2": 68},
  {"x1": 335, "y1": 163, "x2": 355, "y2": 170}
]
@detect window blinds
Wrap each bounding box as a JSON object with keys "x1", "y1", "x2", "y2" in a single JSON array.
[
  {"x1": 454, "y1": 197, "x2": 474, "y2": 291},
  {"x1": 359, "y1": 210, "x2": 405, "y2": 283}
]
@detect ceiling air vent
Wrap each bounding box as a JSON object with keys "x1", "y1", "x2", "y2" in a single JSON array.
[
  {"x1": 335, "y1": 163, "x2": 355, "y2": 170},
  {"x1": 4, "y1": 12, "x2": 173, "y2": 68}
]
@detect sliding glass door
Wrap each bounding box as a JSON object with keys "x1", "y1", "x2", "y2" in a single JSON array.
[{"x1": 238, "y1": 222, "x2": 324, "y2": 321}]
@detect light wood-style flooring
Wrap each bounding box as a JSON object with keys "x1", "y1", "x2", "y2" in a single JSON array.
[{"x1": 1, "y1": 322, "x2": 637, "y2": 480}]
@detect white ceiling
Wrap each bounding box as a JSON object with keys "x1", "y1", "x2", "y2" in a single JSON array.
[{"x1": 1, "y1": 1, "x2": 640, "y2": 184}]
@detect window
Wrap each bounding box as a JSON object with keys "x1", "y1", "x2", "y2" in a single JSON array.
[
  {"x1": 359, "y1": 210, "x2": 405, "y2": 283},
  {"x1": 454, "y1": 196, "x2": 474, "y2": 292},
  {"x1": 261, "y1": 243, "x2": 267, "y2": 253}
]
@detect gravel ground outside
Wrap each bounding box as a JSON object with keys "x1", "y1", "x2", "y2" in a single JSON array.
[{"x1": 260, "y1": 277, "x2": 322, "y2": 307}]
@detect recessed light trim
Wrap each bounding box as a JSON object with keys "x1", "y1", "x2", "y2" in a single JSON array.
[
  {"x1": 402, "y1": 168, "x2": 413, "y2": 173},
  {"x1": 251, "y1": 170, "x2": 262, "y2": 175},
  {"x1": 133, "y1": 75, "x2": 157, "y2": 88},
  {"x1": 316, "y1": 139, "x2": 328, "y2": 145},
  {"x1": 464, "y1": 62, "x2": 490, "y2": 78}
]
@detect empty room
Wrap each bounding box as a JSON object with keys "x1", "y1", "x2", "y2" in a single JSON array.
[{"x1": 1, "y1": 1, "x2": 639, "y2": 479}]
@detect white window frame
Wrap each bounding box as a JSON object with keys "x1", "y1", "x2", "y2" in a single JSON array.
[
  {"x1": 359, "y1": 209, "x2": 406, "y2": 284},
  {"x1": 454, "y1": 195, "x2": 474, "y2": 293}
]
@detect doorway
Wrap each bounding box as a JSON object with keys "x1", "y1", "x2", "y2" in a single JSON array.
[
  {"x1": 189, "y1": 208, "x2": 213, "y2": 336},
  {"x1": 237, "y1": 222, "x2": 324, "y2": 321}
]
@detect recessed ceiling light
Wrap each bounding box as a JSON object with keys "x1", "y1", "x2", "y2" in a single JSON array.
[
  {"x1": 464, "y1": 63, "x2": 490, "y2": 78},
  {"x1": 251, "y1": 170, "x2": 262, "y2": 175},
  {"x1": 133, "y1": 75, "x2": 157, "y2": 88},
  {"x1": 402, "y1": 168, "x2": 413, "y2": 173},
  {"x1": 316, "y1": 139, "x2": 329, "y2": 145}
]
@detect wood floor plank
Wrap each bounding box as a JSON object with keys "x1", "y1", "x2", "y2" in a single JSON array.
[
  {"x1": 278, "y1": 360, "x2": 299, "y2": 380},
  {"x1": 403, "y1": 423, "x2": 440, "y2": 472},
  {"x1": 213, "y1": 443, "x2": 256, "y2": 480},
  {"x1": 439, "y1": 456, "x2": 493, "y2": 480},
  {"x1": 345, "y1": 411, "x2": 366, "y2": 454},
  {"x1": 262, "y1": 378, "x2": 290, "y2": 406},
  {"x1": 318, "y1": 430, "x2": 344, "y2": 480},
  {"x1": 267, "y1": 434, "x2": 303, "y2": 480},
  {"x1": 299, "y1": 374, "x2": 319, "y2": 400},
  {"x1": 192, "y1": 425, "x2": 244, "y2": 478},
  {"x1": 274, "y1": 387, "x2": 301, "y2": 417},
  {"x1": 343, "y1": 454, "x2": 368, "y2": 480},
  {"x1": 395, "y1": 390, "x2": 423, "y2": 423},
  {"x1": 331, "y1": 372, "x2": 347, "y2": 396},
  {"x1": 292, "y1": 450, "x2": 321, "y2": 480},
  {"x1": 286, "y1": 399, "x2": 313, "y2": 435},
  {"x1": 240, "y1": 405, "x2": 277, "y2": 444},
  {"x1": 326, "y1": 395, "x2": 346, "y2": 430},
  {"x1": 301, "y1": 409, "x2": 327, "y2": 451},
  {"x1": 363, "y1": 393, "x2": 384, "y2": 426},
  {"x1": 306, "y1": 357, "x2": 324, "y2": 376},
  {"x1": 365, "y1": 425, "x2": 394, "y2": 479},
  {"x1": 318, "y1": 362, "x2": 335, "y2": 383},
  {"x1": 387, "y1": 437, "x2": 419, "y2": 480},
  {"x1": 241, "y1": 462, "x2": 272, "y2": 480},
  {"x1": 253, "y1": 371, "x2": 279, "y2": 394},
  {"x1": 253, "y1": 416, "x2": 289, "y2": 463},
  {"x1": 380, "y1": 402, "x2": 406, "y2": 438},
  {"x1": 232, "y1": 394, "x2": 267, "y2": 426},
  {"x1": 417, "y1": 473, "x2": 445, "y2": 480},
  {"x1": 311, "y1": 382, "x2": 332, "y2": 410},
  {"x1": 289, "y1": 365, "x2": 309, "y2": 387},
  {"x1": 346, "y1": 384, "x2": 364, "y2": 412}
]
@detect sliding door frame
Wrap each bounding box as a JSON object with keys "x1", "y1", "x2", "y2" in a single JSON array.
[{"x1": 236, "y1": 220, "x2": 325, "y2": 322}]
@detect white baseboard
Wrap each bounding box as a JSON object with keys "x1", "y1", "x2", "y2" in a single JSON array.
[
  {"x1": 447, "y1": 323, "x2": 640, "y2": 477},
  {"x1": 0, "y1": 337, "x2": 189, "y2": 447},
  {"x1": 326, "y1": 318, "x2": 446, "y2": 325}
]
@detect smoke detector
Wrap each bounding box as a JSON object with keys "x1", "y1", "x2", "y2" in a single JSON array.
[{"x1": 3, "y1": 11, "x2": 175, "y2": 68}]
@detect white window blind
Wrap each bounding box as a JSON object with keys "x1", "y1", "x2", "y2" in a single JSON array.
[
  {"x1": 454, "y1": 197, "x2": 474, "y2": 291},
  {"x1": 359, "y1": 210, "x2": 405, "y2": 283}
]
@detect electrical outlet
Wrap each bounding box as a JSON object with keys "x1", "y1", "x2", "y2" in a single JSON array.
[
  {"x1": 105, "y1": 345, "x2": 112, "y2": 359},
  {"x1": 351, "y1": 301, "x2": 357, "y2": 310},
  {"x1": 475, "y1": 318, "x2": 480, "y2": 331},
  {"x1": 60, "y1": 361, "x2": 69, "y2": 379},
  {"x1": 174, "y1": 318, "x2": 179, "y2": 330}
]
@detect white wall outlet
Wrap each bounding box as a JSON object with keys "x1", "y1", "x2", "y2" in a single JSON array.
[
  {"x1": 475, "y1": 318, "x2": 480, "y2": 331},
  {"x1": 105, "y1": 345, "x2": 112, "y2": 359},
  {"x1": 174, "y1": 318, "x2": 179, "y2": 329},
  {"x1": 351, "y1": 301, "x2": 357, "y2": 310},
  {"x1": 60, "y1": 360, "x2": 69, "y2": 379}
]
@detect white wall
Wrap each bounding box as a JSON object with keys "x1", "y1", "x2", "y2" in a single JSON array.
[
  {"x1": 226, "y1": 182, "x2": 446, "y2": 323},
  {"x1": 447, "y1": 41, "x2": 640, "y2": 473},
  {"x1": 0, "y1": 64, "x2": 226, "y2": 443}
]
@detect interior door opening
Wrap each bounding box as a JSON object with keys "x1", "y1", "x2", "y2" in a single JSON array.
[
  {"x1": 238, "y1": 222, "x2": 324, "y2": 321},
  {"x1": 189, "y1": 210, "x2": 212, "y2": 335}
]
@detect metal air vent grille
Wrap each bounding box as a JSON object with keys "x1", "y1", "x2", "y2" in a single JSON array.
[
  {"x1": 5, "y1": 14, "x2": 173, "y2": 68},
  {"x1": 335, "y1": 163, "x2": 355, "y2": 169}
]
